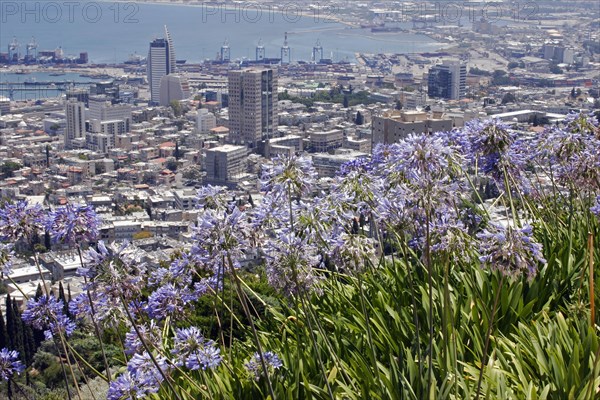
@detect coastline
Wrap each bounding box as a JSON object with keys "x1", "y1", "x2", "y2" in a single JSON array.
[{"x1": 98, "y1": 0, "x2": 354, "y2": 26}]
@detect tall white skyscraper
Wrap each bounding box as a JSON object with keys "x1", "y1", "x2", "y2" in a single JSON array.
[
  {"x1": 147, "y1": 26, "x2": 176, "y2": 105},
  {"x1": 65, "y1": 99, "x2": 85, "y2": 149},
  {"x1": 227, "y1": 68, "x2": 277, "y2": 148}
]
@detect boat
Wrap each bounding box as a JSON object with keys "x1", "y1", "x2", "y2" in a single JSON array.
[
  {"x1": 49, "y1": 72, "x2": 66, "y2": 76},
  {"x1": 15, "y1": 69, "x2": 29, "y2": 75}
]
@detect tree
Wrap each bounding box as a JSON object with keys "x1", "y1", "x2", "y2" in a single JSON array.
[
  {"x1": 355, "y1": 111, "x2": 364, "y2": 125},
  {"x1": 0, "y1": 306, "x2": 6, "y2": 349},
  {"x1": 343, "y1": 96, "x2": 349, "y2": 108},
  {"x1": 175, "y1": 141, "x2": 180, "y2": 160},
  {"x1": 549, "y1": 63, "x2": 563, "y2": 74},
  {"x1": 5, "y1": 294, "x2": 15, "y2": 349},
  {"x1": 46, "y1": 145, "x2": 51, "y2": 167},
  {"x1": 58, "y1": 282, "x2": 69, "y2": 317},
  {"x1": 165, "y1": 158, "x2": 178, "y2": 172},
  {"x1": 571, "y1": 87, "x2": 576, "y2": 98},
  {"x1": 170, "y1": 100, "x2": 182, "y2": 117},
  {"x1": 1, "y1": 161, "x2": 22, "y2": 178},
  {"x1": 502, "y1": 92, "x2": 517, "y2": 104},
  {"x1": 395, "y1": 100, "x2": 403, "y2": 110}
]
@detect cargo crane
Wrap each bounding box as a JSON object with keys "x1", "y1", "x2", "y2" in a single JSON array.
[
  {"x1": 255, "y1": 39, "x2": 265, "y2": 61},
  {"x1": 25, "y1": 37, "x2": 38, "y2": 63},
  {"x1": 280, "y1": 32, "x2": 291, "y2": 65},
  {"x1": 312, "y1": 39, "x2": 323, "y2": 63},
  {"x1": 8, "y1": 37, "x2": 20, "y2": 63},
  {"x1": 220, "y1": 39, "x2": 230, "y2": 62}
]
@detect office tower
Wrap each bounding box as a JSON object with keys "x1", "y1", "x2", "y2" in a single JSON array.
[
  {"x1": 204, "y1": 144, "x2": 248, "y2": 187},
  {"x1": 281, "y1": 32, "x2": 291, "y2": 64},
  {"x1": 147, "y1": 26, "x2": 176, "y2": 105},
  {"x1": 159, "y1": 74, "x2": 190, "y2": 106},
  {"x1": 88, "y1": 96, "x2": 132, "y2": 131},
  {"x1": 65, "y1": 99, "x2": 85, "y2": 149},
  {"x1": 427, "y1": 60, "x2": 466, "y2": 100},
  {"x1": 227, "y1": 68, "x2": 277, "y2": 148}
]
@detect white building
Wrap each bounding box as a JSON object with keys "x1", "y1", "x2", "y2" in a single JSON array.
[
  {"x1": 196, "y1": 108, "x2": 217, "y2": 134},
  {"x1": 147, "y1": 26, "x2": 176, "y2": 105},
  {"x1": 159, "y1": 74, "x2": 190, "y2": 106},
  {"x1": 65, "y1": 99, "x2": 85, "y2": 149}
]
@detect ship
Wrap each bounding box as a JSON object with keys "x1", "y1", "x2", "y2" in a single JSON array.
[
  {"x1": 176, "y1": 59, "x2": 187, "y2": 64},
  {"x1": 124, "y1": 53, "x2": 146, "y2": 65},
  {"x1": 371, "y1": 26, "x2": 408, "y2": 33}
]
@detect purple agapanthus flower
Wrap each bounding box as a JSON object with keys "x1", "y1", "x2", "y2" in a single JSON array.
[
  {"x1": 477, "y1": 224, "x2": 546, "y2": 280},
  {"x1": 260, "y1": 155, "x2": 317, "y2": 197},
  {"x1": 172, "y1": 327, "x2": 222, "y2": 371},
  {"x1": 145, "y1": 283, "x2": 196, "y2": 320},
  {"x1": 264, "y1": 231, "x2": 323, "y2": 297},
  {"x1": 124, "y1": 320, "x2": 162, "y2": 356},
  {"x1": 126, "y1": 352, "x2": 169, "y2": 394},
  {"x1": 0, "y1": 200, "x2": 44, "y2": 242},
  {"x1": 591, "y1": 196, "x2": 600, "y2": 218},
  {"x1": 22, "y1": 295, "x2": 76, "y2": 340},
  {"x1": 0, "y1": 348, "x2": 24, "y2": 381},
  {"x1": 337, "y1": 157, "x2": 372, "y2": 176},
  {"x1": 245, "y1": 351, "x2": 283, "y2": 380},
  {"x1": 107, "y1": 371, "x2": 142, "y2": 400},
  {"x1": 46, "y1": 203, "x2": 100, "y2": 245}
]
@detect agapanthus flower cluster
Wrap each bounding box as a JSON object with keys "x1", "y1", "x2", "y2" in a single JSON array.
[
  {"x1": 337, "y1": 157, "x2": 372, "y2": 177},
  {"x1": 124, "y1": 320, "x2": 162, "y2": 356},
  {"x1": 463, "y1": 119, "x2": 530, "y2": 192},
  {"x1": 192, "y1": 204, "x2": 251, "y2": 272},
  {"x1": 0, "y1": 348, "x2": 24, "y2": 381},
  {"x1": 245, "y1": 351, "x2": 283, "y2": 381},
  {"x1": 108, "y1": 353, "x2": 170, "y2": 399},
  {"x1": 0, "y1": 200, "x2": 44, "y2": 242},
  {"x1": 536, "y1": 112, "x2": 600, "y2": 193},
  {"x1": 327, "y1": 232, "x2": 378, "y2": 274},
  {"x1": 145, "y1": 283, "x2": 198, "y2": 320},
  {"x1": 196, "y1": 185, "x2": 230, "y2": 211},
  {"x1": 46, "y1": 203, "x2": 100, "y2": 245},
  {"x1": 477, "y1": 224, "x2": 546, "y2": 280},
  {"x1": 261, "y1": 155, "x2": 317, "y2": 198},
  {"x1": 171, "y1": 327, "x2": 222, "y2": 371},
  {"x1": 264, "y1": 231, "x2": 323, "y2": 296},
  {"x1": 22, "y1": 294, "x2": 76, "y2": 340},
  {"x1": 81, "y1": 241, "x2": 147, "y2": 303},
  {"x1": 591, "y1": 196, "x2": 600, "y2": 218}
]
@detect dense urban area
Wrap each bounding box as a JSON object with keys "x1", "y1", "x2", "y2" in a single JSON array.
[{"x1": 1, "y1": 0, "x2": 600, "y2": 398}]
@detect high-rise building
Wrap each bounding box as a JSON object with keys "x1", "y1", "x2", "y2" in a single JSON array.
[
  {"x1": 147, "y1": 26, "x2": 176, "y2": 105},
  {"x1": 88, "y1": 96, "x2": 132, "y2": 131},
  {"x1": 159, "y1": 74, "x2": 190, "y2": 106},
  {"x1": 204, "y1": 144, "x2": 248, "y2": 187},
  {"x1": 65, "y1": 99, "x2": 85, "y2": 149},
  {"x1": 427, "y1": 60, "x2": 466, "y2": 100},
  {"x1": 227, "y1": 68, "x2": 277, "y2": 148}
]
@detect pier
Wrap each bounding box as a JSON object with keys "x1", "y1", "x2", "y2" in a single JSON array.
[{"x1": 0, "y1": 81, "x2": 95, "y2": 100}]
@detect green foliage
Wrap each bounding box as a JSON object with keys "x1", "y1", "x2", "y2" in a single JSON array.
[
  {"x1": 1, "y1": 161, "x2": 22, "y2": 178},
  {"x1": 279, "y1": 89, "x2": 377, "y2": 108}
]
